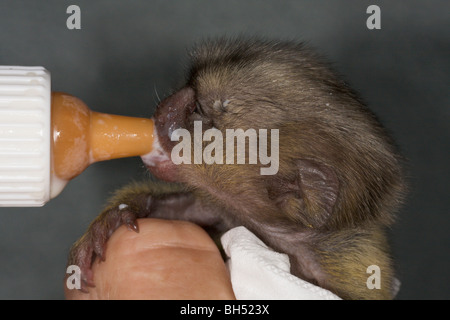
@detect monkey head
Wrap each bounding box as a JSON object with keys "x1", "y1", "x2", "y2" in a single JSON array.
[{"x1": 142, "y1": 38, "x2": 405, "y2": 231}]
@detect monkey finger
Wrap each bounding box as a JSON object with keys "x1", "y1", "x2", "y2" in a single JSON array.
[{"x1": 121, "y1": 210, "x2": 140, "y2": 233}]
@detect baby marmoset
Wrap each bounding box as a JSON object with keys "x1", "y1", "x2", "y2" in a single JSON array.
[{"x1": 68, "y1": 38, "x2": 406, "y2": 300}]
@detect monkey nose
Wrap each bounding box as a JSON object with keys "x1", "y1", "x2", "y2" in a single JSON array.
[{"x1": 153, "y1": 86, "x2": 196, "y2": 142}]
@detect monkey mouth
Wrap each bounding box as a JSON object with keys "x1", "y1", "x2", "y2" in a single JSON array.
[{"x1": 141, "y1": 125, "x2": 178, "y2": 181}]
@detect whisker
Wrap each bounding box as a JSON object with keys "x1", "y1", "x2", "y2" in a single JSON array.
[{"x1": 154, "y1": 84, "x2": 162, "y2": 104}]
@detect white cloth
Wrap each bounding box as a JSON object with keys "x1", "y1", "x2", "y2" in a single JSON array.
[{"x1": 221, "y1": 226, "x2": 341, "y2": 300}]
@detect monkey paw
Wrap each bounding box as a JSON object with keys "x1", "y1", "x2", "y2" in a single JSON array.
[{"x1": 67, "y1": 203, "x2": 141, "y2": 292}]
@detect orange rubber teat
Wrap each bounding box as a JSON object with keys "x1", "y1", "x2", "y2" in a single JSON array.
[{"x1": 51, "y1": 92, "x2": 154, "y2": 181}]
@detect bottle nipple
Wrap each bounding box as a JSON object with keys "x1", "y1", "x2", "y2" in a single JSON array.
[
  {"x1": 0, "y1": 66, "x2": 154, "y2": 206},
  {"x1": 51, "y1": 92, "x2": 154, "y2": 197},
  {"x1": 51, "y1": 92, "x2": 153, "y2": 176}
]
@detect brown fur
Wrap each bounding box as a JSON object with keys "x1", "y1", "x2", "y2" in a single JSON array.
[{"x1": 69, "y1": 38, "x2": 406, "y2": 299}]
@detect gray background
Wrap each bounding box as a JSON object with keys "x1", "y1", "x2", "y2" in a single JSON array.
[{"x1": 0, "y1": 0, "x2": 448, "y2": 299}]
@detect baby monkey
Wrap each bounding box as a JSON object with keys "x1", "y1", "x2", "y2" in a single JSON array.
[{"x1": 68, "y1": 38, "x2": 406, "y2": 300}]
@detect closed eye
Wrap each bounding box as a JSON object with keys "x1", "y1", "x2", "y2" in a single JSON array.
[{"x1": 194, "y1": 101, "x2": 206, "y2": 116}]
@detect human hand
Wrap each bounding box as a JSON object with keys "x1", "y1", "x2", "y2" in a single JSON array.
[{"x1": 65, "y1": 218, "x2": 235, "y2": 300}]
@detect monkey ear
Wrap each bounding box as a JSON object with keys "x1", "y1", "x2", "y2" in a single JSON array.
[{"x1": 270, "y1": 159, "x2": 339, "y2": 228}]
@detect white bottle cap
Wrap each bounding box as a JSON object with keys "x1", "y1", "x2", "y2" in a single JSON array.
[{"x1": 0, "y1": 66, "x2": 51, "y2": 206}]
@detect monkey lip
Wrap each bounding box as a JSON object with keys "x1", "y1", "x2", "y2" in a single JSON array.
[{"x1": 141, "y1": 129, "x2": 178, "y2": 182}]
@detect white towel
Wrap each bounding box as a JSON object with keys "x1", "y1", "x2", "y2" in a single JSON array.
[{"x1": 221, "y1": 226, "x2": 341, "y2": 300}]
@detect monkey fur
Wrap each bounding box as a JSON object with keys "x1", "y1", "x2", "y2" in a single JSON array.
[{"x1": 68, "y1": 38, "x2": 406, "y2": 300}]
